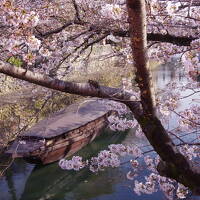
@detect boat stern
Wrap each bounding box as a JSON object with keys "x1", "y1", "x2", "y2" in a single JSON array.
[{"x1": 6, "y1": 137, "x2": 45, "y2": 159}]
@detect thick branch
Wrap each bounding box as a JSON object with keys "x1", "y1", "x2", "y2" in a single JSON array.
[
  {"x1": 147, "y1": 33, "x2": 197, "y2": 46},
  {"x1": 35, "y1": 20, "x2": 197, "y2": 46},
  {"x1": 0, "y1": 61, "x2": 138, "y2": 104},
  {"x1": 111, "y1": 29, "x2": 197, "y2": 46},
  {"x1": 36, "y1": 20, "x2": 85, "y2": 38}
]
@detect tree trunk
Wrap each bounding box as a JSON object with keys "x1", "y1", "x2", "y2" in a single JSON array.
[
  {"x1": 126, "y1": 0, "x2": 200, "y2": 193},
  {"x1": 126, "y1": 0, "x2": 155, "y2": 116}
]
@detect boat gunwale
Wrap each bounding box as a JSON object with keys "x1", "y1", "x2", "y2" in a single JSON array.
[
  {"x1": 19, "y1": 100, "x2": 113, "y2": 139},
  {"x1": 18, "y1": 110, "x2": 114, "y2": 141}
]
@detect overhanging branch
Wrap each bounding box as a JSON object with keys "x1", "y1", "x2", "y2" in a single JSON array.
[
  {"x1": 112, "y1": 30, "x2": 197, "y2": 46},
  {"x1": 147, "y1": 33, "x2": 197, "y2": 46},
  {"x1": 35, "y1": 21, "x2": 197, "y2": 46},
  {"x1": 0, "y1": 61, "x2": 139, "y2": 105}
]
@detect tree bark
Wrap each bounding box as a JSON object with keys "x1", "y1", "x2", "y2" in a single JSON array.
[
  {"x1": 126, "y1": 0, "x2": 155, "y2": 115},
  {"x1": 126, "y1": 0, "x2": 200, "y2": 193},
  {"x1": 0, "y1": 61, "x2": 138, "y2": 104}
]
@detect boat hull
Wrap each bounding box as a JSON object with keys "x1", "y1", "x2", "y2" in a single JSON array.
[{"x1": 9, "y1": 112, "x2": 111, "y2": 164}]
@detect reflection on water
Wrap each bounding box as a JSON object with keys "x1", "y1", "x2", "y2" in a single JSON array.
[
  {"x1": 0, "y1": 62, "x2": 200, "y2": 200},
  {"x1": 0, "y1": 130, "x2": 131, "y2": 200},
  {"x1": 152, "y1": 61, "x2": 184, "y2": 88},
  {"x1": 0, "y1": 160, "x2": 34, "y2": 200}
]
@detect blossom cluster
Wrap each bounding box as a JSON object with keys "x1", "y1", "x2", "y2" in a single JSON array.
[
  {"x1": 178, "y1": 105, "x2": 200, "y2": 130},
  {"x1": 156, "y1": 82, "x2": 180, "y2": 118},
  {"x1": 89, "y1": 150, "x2": 121, "y2": 172},
  {"x1": 133, "y1": 173, "x2": 158, "y2": 196},
  {"x1": 59, "y1": 144, "x2": 143, "y2": 172},
  {"x1": 107, "y1": 115, "x2": 137, "y2": 131},
  {"x1": 109, "y1": 144, "x2": 142, "y2": 157},
  {"x1": 126, "y1": 155, "x2": 189, "y2": 199},
  {"x1": 101, "y1": 100, "x2": 145, "y2": 137},
  {"x1": 182, "y1": 49, "x2": 200, "y2": 75},
  {"x1": 59, "y1": 156, "x2": 86, "y2": 171},
  {"x1": 165, "y1": 1, "x2": 181, "y2": 16},
  {"x1": 133, "y1": 173, "x2": 189, "y2": 200},
  {"x1": 101, "y1": 100, "x2": 129, "y2": 115},
  {"x1": 100, "y1": 4, "x2": 124, "y2": 20},
  {"x1": 2, "y1": 2, "x2": 39, "y2": 28},
  {"x1": 179, "y1": 144, "x2": 198, "y2": 160},
  {"x1": 58, "y1": 141, "x2": 195, "y2": 200},
  {"x1": 0, "y1": 0, "x2": 55, "y2": 67}
]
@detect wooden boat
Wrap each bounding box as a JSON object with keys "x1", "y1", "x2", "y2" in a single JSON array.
[{"x1": 6, "y1": 99, "x2": 114, "y2": 164}]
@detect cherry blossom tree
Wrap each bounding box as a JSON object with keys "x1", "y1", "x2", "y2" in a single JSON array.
[{"x1": 0, "y1": 0, "x2": 200, "y2": 199}]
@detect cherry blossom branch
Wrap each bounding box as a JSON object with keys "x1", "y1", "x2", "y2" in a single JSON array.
[
  {"x1": 177, "y1": 142, "x2": 200, "y2": 146},
  {"x1": 72, "y1": 33, "x2": 110, "y2": 62},
  {"x1": 0, "y1": 61, "x2": 139, "y2": 104},
  {"x1": 56, "y1": 32, "x2": 109, "y2": 69},
  {"x1": 179, "y1": 90, "x2": 200, "y2": 99},
  {"x1": 36, "y1": 20, "x2": 86, "y2": 38},
  {"x1": 147, "y1": 33, "x2": 197, "y2": 46},
  {"x1": 168, "y1": 131, "x2": 187, "y2": 144},
  {"x1": 169, "y1": 109, "x2": 200, "y2": 126},
  {"x1": 36, "y1": 20, "x2": 197, "y2": 46},
  {"x1": 72, "y1": 0, "x2": 81, "y2": 21}
]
